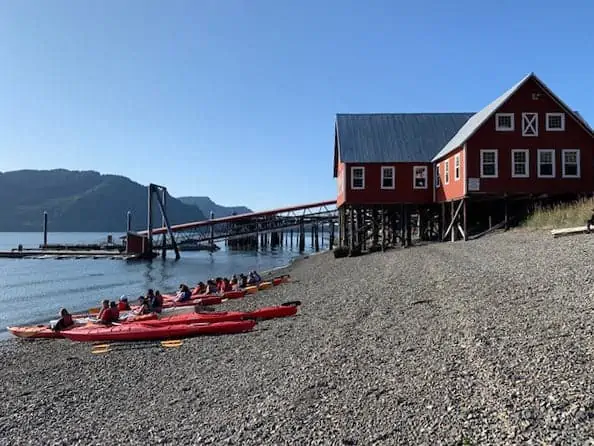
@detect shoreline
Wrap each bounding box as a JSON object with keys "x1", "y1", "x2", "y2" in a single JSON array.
[{"x1": 1, "y1": 231, "x2": 593, "y2": 444}]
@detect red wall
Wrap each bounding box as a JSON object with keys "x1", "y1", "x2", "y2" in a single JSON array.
[
  {"x1": 435, "y1": 146, "x2": 466, "y2": 202},
  {"x1": 465, "y1": 77, "x2": 594, "y2": 196},
  {"x1": 341, "y1": 162, "x2": 433, "y2": 206}
]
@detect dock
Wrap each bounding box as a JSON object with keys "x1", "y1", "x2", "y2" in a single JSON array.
[{"x1": 0, "y1": 249, "x2": 140, "y2": 260}]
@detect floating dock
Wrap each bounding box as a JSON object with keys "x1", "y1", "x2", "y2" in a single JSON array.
[{"x1": 0, "y1": 249, "x2": 140, "y2": 260}]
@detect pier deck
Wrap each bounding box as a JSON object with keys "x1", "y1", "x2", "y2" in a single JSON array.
[{"x1": 0, "y1": 250, "x2": 139, "y2": 260}]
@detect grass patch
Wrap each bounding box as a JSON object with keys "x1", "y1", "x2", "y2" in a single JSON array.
[{"x1": 522, "y1": 197, "x2": 594, "y2": 230}]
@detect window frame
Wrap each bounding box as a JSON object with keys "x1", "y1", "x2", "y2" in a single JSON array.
[
  {"x1": 511, "y1": 149, "x2": 530, "y2": 178},
  {"x1": 435, "y1": 163, "x2": 441, "y2": 188},
  {"x1": 444, "y1": 160, "x2": 450, "y2": 184},
  {"x1": 522, "y1": 112, "x2": 539, "y2": 137},
  {"x1": 412, "y1": 165, "x2": 428, "y2": 190},
  {"x1": 454, "y1": 154, "x2": 461, "y2": 181},
  {"x1": 537, "y1": 149, "x2": 555, "y2": 179},
  {"x1": 495, "y1": 113, "x2": 514, "y2": 131},
  {"x1": 561, "y1": 149, "x2": 580, "y2": 179},
  {"x1": 546, "y1": 113, "x2": 565, "y2": 131},
  {"x1": 380, "y1": 166, "x2": 395, "y2": 190},
  {"x1": 480, "y1": 149, "x2": 498, "y2": 178},
  {"x1": 350, "y1": 166, "x2": 365, "y2": 190}
]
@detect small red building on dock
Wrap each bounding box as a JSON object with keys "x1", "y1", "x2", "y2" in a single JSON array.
[{"x1": 333, "y1": 73, "x2": 594, "y2": 250}]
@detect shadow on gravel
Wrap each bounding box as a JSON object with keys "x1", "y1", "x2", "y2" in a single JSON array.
[{"x1": 411, "y1": 299, "x2": 433, "y2": 305}]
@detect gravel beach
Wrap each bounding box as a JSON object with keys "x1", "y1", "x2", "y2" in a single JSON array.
[{"x1": 1, "y1": 230, "x2": 593, "y2": 445}]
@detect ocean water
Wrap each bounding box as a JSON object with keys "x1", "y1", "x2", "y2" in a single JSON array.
[{"x1": 0, "y1": 232, "x2": 325, "y2": 338}]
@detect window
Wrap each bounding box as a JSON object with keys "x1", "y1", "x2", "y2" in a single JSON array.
[
  {"x1": 444, "y1": 160, "x2": 450, "y2": 184},
  {"x1": 381, "y1": 166, "x2": 395, "y2": 189},
  {"x1": 522, "y1": 112, "x2": 538, "y2": 136},
  {"x1": 435, "y1": 164, "x2": 440, "y2": 188},
  {"x1": 350, "y1": 166, "x2": 365, "y2": 189},
  {"x1": 511, "y1": 149, "x2": 529, "y2": 178},
  {"x1": 546, "y1": 113, "x2": 565, "y2": 131},
  {"x1": 537, "y1": 149, "x2": 555, "y2": 178},
  {"x1": 562, "y1": 149, "x2": 580, "y2": 178},
  {"x1": 480, "y1": 150, "x2": 498, "y2": 178},
  {"x1": 413, "y1": 166, "x2": 428, "y2": 189},
  {"x1": 454, "y1": 154, "x2": 461, "y2": 181},
  {"x1": 495, "y1": 113, "x2": 514, "y2": 131}
]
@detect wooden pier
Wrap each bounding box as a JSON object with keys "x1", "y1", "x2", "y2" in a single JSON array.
[{"x1": 0, "y1": 249, "x2": 140, "y2": 260}]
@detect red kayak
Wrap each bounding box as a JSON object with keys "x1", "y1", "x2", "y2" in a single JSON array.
[
  {"x1": 138, "y1": 304, "x2": 298, "y2": 327},
  {"x1": 61, "y1": 320, "x2": 257, "y2": 342},
  {"x1": 8, "y1": 325, "x2": 66, "y2": 339}
]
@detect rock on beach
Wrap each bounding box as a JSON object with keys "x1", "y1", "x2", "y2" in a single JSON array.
[{"x1": 0, "y1": 230, "x2": 593, "y2": 445}]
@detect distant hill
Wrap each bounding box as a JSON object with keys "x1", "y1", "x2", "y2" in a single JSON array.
[
  {"x1": 0, "y1": 169, "x2": 206, "y2": 232},
  {"x1": 178, "y1": 196, "x2": 252, "y2": 219}
]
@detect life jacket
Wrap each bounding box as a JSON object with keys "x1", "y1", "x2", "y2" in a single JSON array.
[
  {"x1": 63, "y1": 314, "x2": 74, "y2": 327},
  {"x1": 99, "y1": 308, "x2": 112, "y2": 323},
  {"x1": 110, "y1": 308, "x2": 120, "y2": 322},
  {"x1": 117, "y1": 301, "x2": 129, "y2": 311}
]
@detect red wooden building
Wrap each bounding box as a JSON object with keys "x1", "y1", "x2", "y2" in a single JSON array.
[{"x1": 333, "y1": 73, "x2": 594, "y2": 249}]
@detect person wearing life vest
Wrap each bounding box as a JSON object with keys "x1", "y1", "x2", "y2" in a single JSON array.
[
  {"x1": 150, "y1": 290, "x2": 164, "y2": 313},
  {"x1": 205, "y1": 280, "x2": 218, "y2": 294},
  {"x1": 52, "y1": 308, "x2": 74, "y2": 331},
  {"x1": 109, "y1": 301, "x2": 120, "y2": 322},
  {"x1": 117, "y1": 296, "x2": 131, "y2": 311},
  {"x1": 192, "y1": 282, "x2": 206, "y2": 295},
  {"x1": 221, "y1": 278, "x2": 233, "y2": 292},
  {"x1": 97, "y1": 299, "x2": 112, "y2": 324}
]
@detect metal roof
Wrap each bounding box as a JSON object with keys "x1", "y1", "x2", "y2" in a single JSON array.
[
  {"x1": 431, "y1": 73, "x2": 533, "y2": 161},
  {"x1": 335, "y1": 113, "x2": 474, "y2": 163}
]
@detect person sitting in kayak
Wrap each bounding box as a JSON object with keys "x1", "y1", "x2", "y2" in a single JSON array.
[
  {"x1": 239, "y1": 273, "x2": 248, "y2": 288},
  {"x1": 220, "y1": 278, "x2": 232, "y2": 293},
  {"x1": 230, "y1": 277, "x2": 239, "y2": 291},
  {"x1": 205, "y1": 280, "x2": 218, "y2": 294},
  {"x1": 97, "y1": 299, "x2": 113, "y2": 324},
  {"x1": 247, "y1": 271, "x2": 261, "y2": 285},
  {"x1": 175, "y1": 284, "x2": 192, "y2": 302},
  {"x1": 150, "y1": 290, "x2": 164, "y2": 313},
  {"x1": 134, "y1": 296, "x2": 151, "y2": 315},
  {"x1": 109, "y1": 301, "x2": 120, "y2": 322},
  {"x1": 117, "y1": 296, "x2": 131, "y2": 311},
  {"x1": 192, "y1": 282, "x2": 206, "y2": 295},
  {"x1": 52, "y1": 308, "x2": 74, "y2": 331}
]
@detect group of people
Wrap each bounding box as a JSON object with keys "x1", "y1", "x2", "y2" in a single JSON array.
[{"x1": 50, "y1": 270, "x2": 265, "y2": 331}]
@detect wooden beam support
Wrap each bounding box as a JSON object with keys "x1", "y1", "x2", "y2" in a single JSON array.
[{"x1": 443, "y1": 200, "x2": 464, "y2": 242}]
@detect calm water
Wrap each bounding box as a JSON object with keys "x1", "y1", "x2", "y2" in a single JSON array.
[{"x1": 0, "y1": 232, "x2": 326, "y2": 337}]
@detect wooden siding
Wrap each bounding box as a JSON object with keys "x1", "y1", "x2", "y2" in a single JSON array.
[
  {"x1": 340, "y1": 162, "x2": 433, "y2": 206},
  {"x1": 336, "y1": 162, "x2": 346, "y2": 207},
  {"x1": 435, "y1": 146, "x2": 466, "y2": 202},
  {"x1": 465, "y1": 77, "x2": 594, "y2": 196}
]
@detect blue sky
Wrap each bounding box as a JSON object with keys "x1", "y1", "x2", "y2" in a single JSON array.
[{"x1": 1, "y1": 0, "x2": 592, "y2": 211}]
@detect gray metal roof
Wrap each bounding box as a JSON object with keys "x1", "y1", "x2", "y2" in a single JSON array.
[
  {"x1": 336, "y1": 113, "x2": 474, "y2": 163},
  {"x1": 431, "y1": 73, "x2": 532, "y2": 161}
]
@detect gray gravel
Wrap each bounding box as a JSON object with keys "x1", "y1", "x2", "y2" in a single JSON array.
[{"x1": 1, "y1": 230, "x2": 593, "y2": 445}]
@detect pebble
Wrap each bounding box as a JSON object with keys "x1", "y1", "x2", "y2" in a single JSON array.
[{"x1": 0, "y1": 230, "x2": 593, "y2": 444}]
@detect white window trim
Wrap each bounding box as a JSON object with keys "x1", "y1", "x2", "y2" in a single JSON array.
[
  {"x1": 454, "y1": 154, "x2": 461, "y2": 181},
  {"x1": 495, "y1": 113, "x2": 514, "y2": 131},
  {"x1": 537, "y1": 149, "x2": 555, "y2": 179},
  {"x1": 511, "y1": 149, "x2": 529, "y2": 178},
  {"x1": 435, "y1": 163, "x2": 440, "y2": 188},
  {"x1": 562, "y1": 149, "x2": 581, "y2": 179},
  {"x1": 444, "y1": 160, "x2": 450, "y2": 184},
  {"x1": 412, "y1": 165, "x2": 428, "y2": 190},
  {"x1": 522, "y1": 112, "x2": 539, "y2": 137},
  {"x1": 546, "y1": 113, "x2": 565, "y2": 131},
  {"x1": 380, "y1": 166, "x2": 395, "y2": 190},
  {"x1": 350, "y1": 166, "x2": 365, "y2": 189},
  {"x1": 480, "y1": 149, "x2": 498, "y2": 178}
]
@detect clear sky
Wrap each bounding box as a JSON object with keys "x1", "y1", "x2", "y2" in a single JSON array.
[{"x1": 1, "y1": 0, "x2": 592, "y2": 212}]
